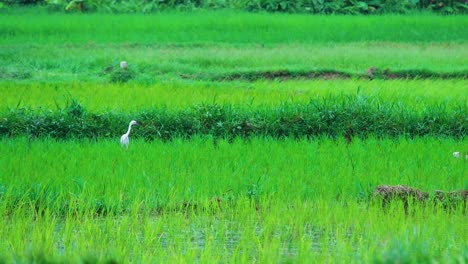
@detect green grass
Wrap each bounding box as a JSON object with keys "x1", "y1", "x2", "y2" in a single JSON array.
[
  {"x1": 2, "y1": 97, "x2": 466, "y2": 139},
  {"x1": 1, "y1": 43, "x2": 467, "y2": 82},
  {"x1": 2, "y1": 137, "x2": 466, "y2": 200},
  {"x1": 0, "y1": 8, "x2": 466, "y2": 263},
  {"x1": 1, "y1": 199, "x2": 467, "y2": 263},
  {"x1": 2, "y1": 12, "x2": 466, "y2": 82},
  {"x1": 1, "y1": 79, "x2": 466, "y2": 111},
  {"x1": 0, "y1": 137, "x2": 466, "y2": 262},
  {"x1": 1, "y1": 12, "x2": 467, "y2": 45}
]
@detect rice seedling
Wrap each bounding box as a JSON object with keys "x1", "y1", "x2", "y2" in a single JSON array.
[
  {"x1": 0, "y1": 79, "x2": 466, "y2": 111},
  {"x1": 0, "y1": 6, "x2": 466, "y2": 263},
  {"x1": 1, "y1": 12, "x2": 466, "y2": 45},
  {"x1": 0, "y1": 137, "x2": 466, "y2": 262}
]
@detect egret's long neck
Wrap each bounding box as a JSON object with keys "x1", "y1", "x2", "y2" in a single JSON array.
[{"x1": 125, "y1": 123, "x2": 134, "y2": 135}]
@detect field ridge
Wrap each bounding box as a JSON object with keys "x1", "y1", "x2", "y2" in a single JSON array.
[
  {"x1": 1, "y1": 100, "x2": 466, "y2": 139},
  {"x1": 197, "y1": 69, "x2": 468, "y2": 81}
]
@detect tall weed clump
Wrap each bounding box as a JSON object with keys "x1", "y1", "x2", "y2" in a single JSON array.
[{"x1": 0, "y1": 96, "x2": 465, "y2": 140}]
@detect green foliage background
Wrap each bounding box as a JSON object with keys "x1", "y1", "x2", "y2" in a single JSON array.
[{"x1": 1, "y1": 0, "x2": 467, "y2": 14}]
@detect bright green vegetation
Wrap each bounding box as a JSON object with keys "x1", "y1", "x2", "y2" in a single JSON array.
[
  {"x1": 1, "y1": 79, "x2": 466, "y2": 111},
  {"x1": 0, "y1": 9, "x2": 466, "y2": 263},
  {"x1": 2, "y1": 97, "x2": 466, "y2": 139},
  {"x1": 3, "y1": 0, "x2": 467, "y2": 14},
  {"x1": 1, "y1": 43, "x2": 467, "y2": 82},
  {"x1": 1, "y1": 12, "x2": 467, "y2": 45},
  {"x1": 2, "y1": 13, "x2": 467, "y2": 82},
  {"x1": 0, "y1": 137, "x2": 467, "y2": 262},
  {"x1": 2, "y1": 137, "x2": 466, "y2": 204}
]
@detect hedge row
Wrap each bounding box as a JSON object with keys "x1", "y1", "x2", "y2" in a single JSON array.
[
  {"x1": 0, "y1": 99, "x2": 466, "y2": 140},
  {"x1": 1, "y1": 0, "x2": 467, "y2": 14}
]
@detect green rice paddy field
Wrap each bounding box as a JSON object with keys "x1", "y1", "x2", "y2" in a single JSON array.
[{"x1": 0, "y1": 10, "x2": 467, "y2": 263}]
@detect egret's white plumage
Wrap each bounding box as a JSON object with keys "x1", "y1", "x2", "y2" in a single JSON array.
[
  {"x1": 121, "y1": 120, "x2": 137, "y2": 148},
  {"x1": 120, "y1": 61, "x2": 128, "y2": 69}
]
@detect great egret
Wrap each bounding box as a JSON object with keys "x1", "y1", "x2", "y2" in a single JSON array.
[
  {"x1": 121, "y1": 120, "x2": 138, "y2": 149},
  {"x1": 452, "y1": 151, "x2": 468, "y2": 160},
  {"x1": 120, "y1": 61, "x2": 128, "y2": 69}
]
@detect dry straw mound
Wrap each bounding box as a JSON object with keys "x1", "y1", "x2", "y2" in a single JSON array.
[{"x1": 373, "y1": 185, "x2": 467, "y2": 214}]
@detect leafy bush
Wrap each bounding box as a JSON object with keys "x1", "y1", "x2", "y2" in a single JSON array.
[
  {"x1": 1, "y1": 0, "x2": 45, "y2": 5},
  {"x1": 1, "y1": 0, "x2": 467, "y2": 14},
  {"x1": 109, "y1": 68, "x2": 135, "y2": 83}
]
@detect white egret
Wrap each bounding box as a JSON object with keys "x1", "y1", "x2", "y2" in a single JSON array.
[
  {"x1": 452, "y1": 151, "x2": 468, "y2": 160},
  {"x1": 120, "y1": 61, "x2": 128, "y2": 69},
  {"x1": 121, "y1": 120, "x2": 138, "y2": 149}
]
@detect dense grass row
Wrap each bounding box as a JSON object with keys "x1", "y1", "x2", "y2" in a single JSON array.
[
  {"x1": 0, "y1": 137, "x2": 466, "y2": 262},
  {"x1": 1, "y1": 97, "x2": 466, "y2": 139},
  {"x1": 1, "y1": 12, "x2": 467, "y2": 45},
  {"x1": 1, "y1": 79, "x2": 466, "y2": 111}
]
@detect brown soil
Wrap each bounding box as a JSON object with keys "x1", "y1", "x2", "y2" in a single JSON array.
[
  {"x1": 366, "y1": 67, "x2": 377, "y2": 78},
  {"x1": 213, "y1": 70, "x2": 352, "y2": 81},
  {"x1": 210, "y1": 69, "x2": 467, "y2": 81}
]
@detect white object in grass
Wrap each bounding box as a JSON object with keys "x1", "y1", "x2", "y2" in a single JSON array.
[
  {"x1": 453, "y1": 152, "x2": 460, "y2": 158},
  {"x1": 120, "y1": 61, "x2": 128, "y2": 69},
  {"x1": 120, "y1": 120, "x2": 138, "y2": 149}
]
